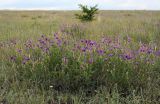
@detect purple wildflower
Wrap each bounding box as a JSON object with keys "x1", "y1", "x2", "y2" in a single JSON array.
[
  {"x1": 108, "y1": 53, "x2": 114, "y2": 57},
  {"x1": 45, "y1": 37, "x2": 49, "y2": 41},
  {"x1": 147, "y1": 49, "x2": 153, "y2": 54},
  {"x1": 89, "y1": 41, "x2": 96, "y2": 46},
  {"x1": 17, "y1": 49, "x2": 22, "y2": 53},
  {"x1": 97, "y1": 49, "x2": 105, "y2": 55},
  {"x1": 57, "y1": 39, "x2": 62, "y2": 46},
  {"x1": 81, "y1": 47, "x2": 87, "y2": 52},
  {"x1": 88, "y1": 58, "x2": 94, "y2": 64},
  {"x1": 22, "y1": 60, "x2": 26, "y2": 64},
  {"x1": 139, "y1": 45, "x2": 148, "y2": 53},
  {"x1": 24, "y1": 56, "x2": 30, "y2": 61},
  {"x1": 22, "y1": 56, "x2": 30, "y2": 64},
  {"x1": 155, "y1": 50, "x2": 160, "y2": 56},
  {"x1": 85, "y1": 40, "x2": 88, "y2": 44},
  {"x1": 123, "y1": 53, "x2": 133, "y2": 60},
  {"x1": 55, "y1": 37, "x2": 59, "y2": 40},
  {"x1": 125, "y1": 55, "x2": 132, "y2": 60},
  {"x1": 10, "y1": 56, "x2": 16, "y2": 62},
  {"x1": 81, "y1": 39, "x2": 84, "y2": 43},
  {"x1": 44, "y1": 47, "x2": 50, "y2": 53}
]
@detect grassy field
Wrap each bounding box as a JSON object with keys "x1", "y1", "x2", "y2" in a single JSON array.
[{"x1": 0, "y1": 11, "x2": 160, "y2": 104}]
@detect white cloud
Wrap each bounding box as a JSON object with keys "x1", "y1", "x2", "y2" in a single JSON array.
[
  {"x1": 0, "y1": 0, "x2": 18, "y2": 5},
  {"x1": 0, "y1": 0, "x2": 160, "y2": 10},
  {"x1": 0, "y1": 7, "x2": 62, "y2": 10}
]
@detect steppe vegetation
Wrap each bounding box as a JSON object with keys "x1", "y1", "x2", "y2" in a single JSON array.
[{"x1": 0, "y1": 11, "x2": 160, "y2": 104}]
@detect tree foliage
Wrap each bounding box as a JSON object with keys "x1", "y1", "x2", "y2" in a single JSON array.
[{"x1": 75, "y1": 4, "x2": 99, "y2": 22}]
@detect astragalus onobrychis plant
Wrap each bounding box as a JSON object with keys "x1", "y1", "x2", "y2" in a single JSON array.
[{"x1": 7, "y1": 30, "x2": 160, "y2": 103}]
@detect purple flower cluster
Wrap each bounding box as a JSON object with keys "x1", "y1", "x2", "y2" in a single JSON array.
[
  {"x1": 9, "y1": 33, "x2": 160, "y2": 65},
  {"x1": 9, "y1": 33, "x2": 67, "y2": 64},
  {"x1": 36, "y1": 34, "x2": 65, "y2": 53},
  {"x1": 123, "y1": 52, "x2": 134, "y2": 60},
  {"x1": 139, "y1": 44, "x2": 149, "y2": 53},
  {"x1": 24, "y1": 40, "x2": 34, "y2": 50},
  {"x1": 22, "y1": 56, "x2": 30, "y2": 64},
  {"x1": 73, "y1": 36, "x2": 160, "y2": 63},
  {"x1": 74, "y1": 39, "x2": 97, "y2": 53}
]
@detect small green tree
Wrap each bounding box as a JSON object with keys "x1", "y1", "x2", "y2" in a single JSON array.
[{"x1": 75, "y1": 4, "x2": 98, "y2": 22}]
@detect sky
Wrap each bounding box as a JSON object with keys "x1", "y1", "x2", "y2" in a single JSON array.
[{"x1": 0, "y1": 0, "x2": 160, "y2": 10}]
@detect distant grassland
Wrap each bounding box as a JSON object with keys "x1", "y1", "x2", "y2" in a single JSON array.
[
  {"x1": 1, "y1": 10, "x2": 160, "y2": 61},
  {"x1": 0, "y1": 11, "x2": 160, "y2": 42}
]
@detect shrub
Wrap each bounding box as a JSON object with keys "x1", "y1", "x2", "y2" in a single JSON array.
[{"x1": 75, "y1": 4, "x2": 98, "y2": 22}]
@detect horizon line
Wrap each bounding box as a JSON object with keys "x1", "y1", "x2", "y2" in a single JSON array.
[{"x1": 0, "y1": 9, "x2": 160, "y2": 11}]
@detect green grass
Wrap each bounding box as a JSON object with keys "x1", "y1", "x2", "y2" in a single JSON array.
[{"x1": 0, "y1": 10, "x2": 160, "y2": 104}]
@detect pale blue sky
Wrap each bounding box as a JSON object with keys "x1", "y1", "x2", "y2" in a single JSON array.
[{"x1": 0, "y1": 0, "x2": 160, "y2": 10}]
